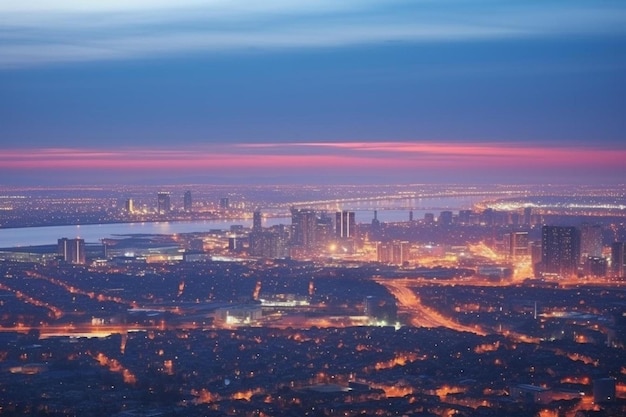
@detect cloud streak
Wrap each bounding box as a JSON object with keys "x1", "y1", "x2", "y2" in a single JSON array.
[
  {"x1": 1, "y1": 0, "x2": 625, "y2": 68},
  {"x1": 2, "y1": 142, "x2": 624, "y2": 174}
]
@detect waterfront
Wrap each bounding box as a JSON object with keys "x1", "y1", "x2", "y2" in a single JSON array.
[{"x1": 0, "y1": 195, "x2": 485, "y2": 248}]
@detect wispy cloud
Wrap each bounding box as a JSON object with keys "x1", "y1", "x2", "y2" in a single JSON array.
[
  {"x1": 1, "y1": 0, "x2": 625, "y2": 68},
  {"x1": 2, "y1": 142, "x2": 624, "y2": 173},
  {"x1": 0, "y1": 0, "x2": 355, "y2": 14},
  {"x1": 238, "y1": 141, "x2": 626, "y2": 165}
]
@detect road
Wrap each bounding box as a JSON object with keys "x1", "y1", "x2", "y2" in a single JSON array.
[{"x1": 376, "y1": 278, "x2": 487, "y2": 335}]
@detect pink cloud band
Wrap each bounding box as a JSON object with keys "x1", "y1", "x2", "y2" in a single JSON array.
[{"x1": 1, "y1": 142, "x2": 624, "y2": 173}]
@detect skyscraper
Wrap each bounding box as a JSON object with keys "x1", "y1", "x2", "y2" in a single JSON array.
[
  {"x1": 183, "y1": 190, "x2": 192, "y2": 212},
  {"x1": 249, "y1": 226, "x2": 289, "y2": 258},
  {"x1": 584, "y1": 257, "x2": 607, "y2": 277},
  {"x1": 249, "y1": 210, "x2": 267, "y2": 256},
  {"x1": 541, "y1": 226, "x2": 580, "y2": 276},
  {"x1": 371, "y1": 211, "x2": 381, "y2": 228},
  {"x1": 157, "y1": 192, "x2": 171, "y2": 214},
  {"x1": 523, "y1": 206, "x2": 532, "y2": 226},
  {"x1": 316, "y1": 213, "x2": 334, "y2": 246},
  {"x1": 124, "y1": 198, "x2": 134, "y2": 213},
  {"x1": 580, "y1": 223, "x2": 603, "y2": 262},
  {"x1": 58, "y1": 237, "x2": 69, "y2": 260},
  {"x1": 458, "y1": 210, "x2": 472, "y2": 225},
  {"x1": 376, "y1": 241, "x2": 410, "y2": 265},
  {"x1": 58, "y1": 238, "x2": 86, "y2": 264},
  {"x1": 335, "y1": 211, "x2": 356, "y2": 239},
  {"x1": 481, "y1": 208, "x2": 494, "y2": 226},
  {"x1": 253, "y1": 210, "x2": 262, "y2": 232},
  {"x1": 219, "y1": 197, "x2": 230, "y2": 210},
  {"x1": 509, "y1": 231, "x2": 529, "y2": 258},
  {"x1": 439, "y1": 211, "x2": 453, "y2": 226},
  {"x1": 291, "y1": 208, "x2": 317, "y2": 248},
  {"x1": 611, "y1": 242, "x2": 626, "y2": 278}
]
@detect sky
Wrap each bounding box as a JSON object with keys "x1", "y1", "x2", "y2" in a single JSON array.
[{"x1": 1, "y1": 0, "x2": 625, "y2": 185}]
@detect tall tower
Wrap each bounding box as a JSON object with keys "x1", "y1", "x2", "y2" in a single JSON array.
[
  {"x1": 291, "y1": 208, "x2": 317, "y2": 248},
  {"x1": 611, "y1": 242, "x2": 626, "y2": 278},
  {"x1": 509, "y1": 231, "x2": 529, "y2": 258},
  {"x1": 371, "y1": 211, "x2": 380, "y2": 228},
  {"x1": 523, "y1": 206, "x2": 532, "y2": 226},
  {"x1": 541, "y1": 226, "x2": 580, "y2": 276},
  {"x1": 70, "y1": 238, "x2": 86, "y2": 264},
  {"x1": 183, "y1": 190, "x2": 192, "y2": 213},
  {"x1": 58, "y1": 238, "x2": 86, "y2": 264},
  {"x1": 458, "y1": 210, "x2": 472, "y2": 225},
  {"x1": 124, "y1": 198, "x2": 134, "y2": 213},
  {"x1": 335, "y1": 211, "x2": 356, "y2": 239},
  {"x1": 439, "y1": 211, "x2": 453, "y2": 226},
  {"x1": 157, "y1": 192, "x2": 171, "y2": 214},
  {"x1": 580, "y1": 223, "x2": 603, "y2": 262},
  {"x1": 58, "y1": 238, "x2": 69, "y2": 260},
  {"x1": 253, "y1": 210, "x2": 262, "y2": 232}
]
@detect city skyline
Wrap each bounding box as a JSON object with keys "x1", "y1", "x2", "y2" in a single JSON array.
[
  {"x1": 2, "y1": 3, "x2": 626, "y2": 413},
  {"x1": 0, "y1": 186, "x2": 625, "y2": 415},
  {"x1": 2, "y1": 1, "x2": 626, "y2": 185}
]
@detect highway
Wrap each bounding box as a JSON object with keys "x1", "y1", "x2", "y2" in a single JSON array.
[{"x1": 376, "y1": 278, "x2": 488, "y2": 336}]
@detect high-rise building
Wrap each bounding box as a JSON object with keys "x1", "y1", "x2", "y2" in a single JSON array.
[
  {"x1": 335, "y1": 211, "x2": 356, "y2": 239},
  {"x1": 481, "y1": 208, "x2": 495, "y2": 226},
  {"x1": 439, "y1": 211, "x2": 453, "y2": 226},
  {"x1": 377, "y1": 241, "x2": 410, "y2": 265},
  {"x1": 58, "y1": 237, "x2": 69, "y2": 260},
  {"x1": 523, "y1": 207, "x2": 532, "y2": 226},
  {"x1": 371, "y1": 211, "x2": 381, "y2": 228},
  {"x1": 530, "y1": 241, "x2": 543, "y2": 274},
  {"x1": 58, "y1": 238, "x2": 86, "y2": 264},
  {"x1": 509, "y1": 231, "x2": 529, "y2": 258},
  {"x1": 291, "y1": 208, "x2": 317, "y2": 248},
  {"x1": 249, "y1": 226, "x2": 289, "y2": 258},
  {"x1": 611, "y1": 242, "x2": 626, "y2": 278},
  {"x1": 392, "y1": 241, "x2": 410, "y2": 265},
  {"x1": 124, "y1": 198, "x2": 134, "y2": 213},
  {"x1": 316, "y1": 213, "x2": 334, "y2": 246},
  {"x1": 157, "y1": 192, "x2": 171, "y2": 214},
  {"x1": 580, "y1": 223, "x2": 603, "y2": 262},
  {"x1": 228, "y1": 236, "x2": 245, "y2": 253},
  {"x1": 248, "y1": 232, "x2": 263, "y2": 257},
  {"x1": 541, "y1": 226, "x2": 580, "y2": 276},
  {"x1": 458, "y1": 210, "x2": 472, "y2": 225},
  {"x1": 219, "y1": 197, "x2": 230, "y2": 210},
  {"x1": 369, "y1": 211, "x2": 381, "y2": 239},
  {"x1": 584, "y1": 256, "x2": 607, "y2": 277},
  {"x1": 252, "y1": 210, "x2": 262, "y2": 232},
  {"x1": 183, "y1": 190, "x2": 192, "y2": 212}
]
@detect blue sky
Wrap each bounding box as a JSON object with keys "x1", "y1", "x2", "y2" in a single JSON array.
[{"x1": 1, "y1": 0, "x2": 625, "y2": 184}]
